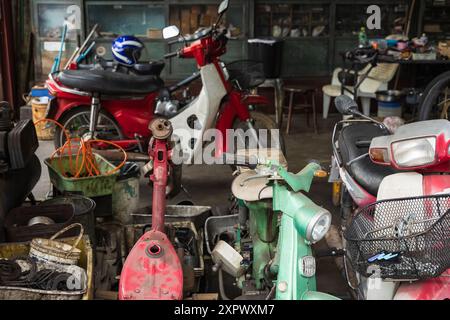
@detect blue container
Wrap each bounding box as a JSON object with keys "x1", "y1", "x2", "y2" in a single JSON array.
[{"x1": 377, "y1": 101, "x2": 402, "y2": 117}]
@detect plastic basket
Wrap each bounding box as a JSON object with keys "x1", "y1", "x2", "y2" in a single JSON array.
[
  {"x1": 45, "y1": 153, "x2": 118, "y2": 197},
  {"x1": 227, "y1": 60, "x2": 265, "y2": 90},
  {"x1": 344, "y1": 195, "x2": 450, "y2": 280}
]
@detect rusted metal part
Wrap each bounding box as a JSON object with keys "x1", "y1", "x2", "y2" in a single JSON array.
[
  {"x1": 93, "y1": 149, "x2": 150, "y2": 162},
  {"x1": 119, "y1": 117, "x2": 183, "y2": 300},
  {"x1": 149, "y1": 118, "x2": 173, "y2": 140},
  {"x1": 150, "y1": 138, "x2": 168, "y2": 232},
  {"x1": 118, "y1": 230, "x2": 183, "y2": 300}
]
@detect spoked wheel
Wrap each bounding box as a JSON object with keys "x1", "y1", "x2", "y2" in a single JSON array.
[
  {"x1": 232, "y1": 111, "x2": 286, "y2": 155},
  {"x1": 418, "y1": 71, "x2": 450, "y2": 121},
  {"x1": 54, "y1": 106, "x2": 124, "y2": 149}
]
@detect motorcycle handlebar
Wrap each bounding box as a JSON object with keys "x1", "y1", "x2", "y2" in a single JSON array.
[
  {"x1": 164, "y1": 51, "x2": 179, "y2": 59},
  {"x1": 168, "y1": 38, "x2": 181, "y2": 45}
]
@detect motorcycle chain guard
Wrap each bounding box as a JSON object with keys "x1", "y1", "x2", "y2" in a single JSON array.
[{"x1": 118, "y1": 229, "x2": 183, "y2": 300}]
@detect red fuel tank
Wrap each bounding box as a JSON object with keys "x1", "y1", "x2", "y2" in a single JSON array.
[{"x1": 118, "y1": 229, "x2": 183, "y2": 300}]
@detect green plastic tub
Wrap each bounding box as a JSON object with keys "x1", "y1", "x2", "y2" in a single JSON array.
[{"x1": 45, "y1": 154, "x2": 119, "y2": 197}]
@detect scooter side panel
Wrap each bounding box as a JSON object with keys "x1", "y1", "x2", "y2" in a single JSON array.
[
  {"x1": 377, "y1": 172, "x2": 424, "y2": 200},
  {"x1": 171, "y1": 64, "x2": 227, "y2": 164},
  {"x1": 339, "y1": 168, "x2": 376, "y2": 207},
  {"x1": 393, "y1": 270, "x2": 450, "y2": 300}
]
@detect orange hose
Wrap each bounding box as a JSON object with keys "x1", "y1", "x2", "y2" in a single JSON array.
[{"x1": 34, "y1": 118, "x2": 127, "y2": 178}]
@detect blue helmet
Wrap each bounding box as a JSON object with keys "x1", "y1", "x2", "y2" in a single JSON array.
[{"x1": 112, "y1": 35, "x2": 144, "y2": 66}]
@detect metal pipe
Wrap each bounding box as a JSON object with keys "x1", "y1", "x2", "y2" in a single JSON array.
[
  {"x1": 151, "y1": 138, "x2": 168, "y2": 232},
  {"x1": 218, "y1": 268, "x2": 230, "y2": 300},
  {"x1": 93, "y1": 149, "x2": 149, "y2": 162}
]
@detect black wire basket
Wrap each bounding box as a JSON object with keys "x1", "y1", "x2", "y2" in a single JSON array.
[
  {"x1": 226, "y1": 60, "x2": 265, "y2": 91},
  {"x1": 344, "y1": 195, "x2": 450, "y2": 280}
]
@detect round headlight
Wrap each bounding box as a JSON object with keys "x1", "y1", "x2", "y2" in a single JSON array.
[{"x1": 306, "y1": 210, "x2": 332, "y2": 243}]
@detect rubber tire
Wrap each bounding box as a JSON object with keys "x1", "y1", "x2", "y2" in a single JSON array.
[
  {"x1": 233, "y1": 111, "x2": 287, "y2": 156},
  {"x1": 53, "y1": 106, "x2": 124, "y2": 149},
  {"x1": 418, "y1": 70, "x2": 450, "y2": 121}
]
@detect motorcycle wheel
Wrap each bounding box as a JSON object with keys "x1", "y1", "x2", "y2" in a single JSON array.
[
  {"x1": 54, "y1": 106, "x2": 124, "y2": 149},
  {"x1": 418, "y1": 70, "x2": 450, "y2": 121},
  {"x1": 232, "y1": 111, "x2": 286, "y2": 156}
]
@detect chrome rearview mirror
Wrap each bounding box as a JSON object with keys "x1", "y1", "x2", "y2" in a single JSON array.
[
  {"x1": 162, "y1": 25, "x2": 180, "y2": 40},
  {"x1": 218, "y1": 0, "x2": 229, "y2": 15}
]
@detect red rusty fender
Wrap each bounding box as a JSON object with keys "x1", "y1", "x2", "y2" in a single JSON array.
[
  {"x1": 118, "y1": 229, "x2": 183, "y2": 300},
  {"x1": 394, "y1": 269, "x2": 450, "y2": 300}
]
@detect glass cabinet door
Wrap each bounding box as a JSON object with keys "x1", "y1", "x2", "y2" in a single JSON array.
[
  {"x1": 36, "y1": 1, "x2": 82, "y2": 40},
  {"x1": 255, "y1": 3, "x2": 329, "y2": 38},
  {"x1": 169, "y1": 3, "x2": 245, "y2": 39},
  {"x1": 423, "y1": 0, "x2": 450, "y2": 40},
  {"x1": 33, "y1": 0, "x2": 83, "y2": 79},
  {"x1": 335, "y1": 3, "x2": 408, "y2": 38},
  {"x1": 86, "y1": 1, "x2": 165, "y2": 39},
  {"x1": 168, "y1": 2, "x2": 246, "y2": 78}
]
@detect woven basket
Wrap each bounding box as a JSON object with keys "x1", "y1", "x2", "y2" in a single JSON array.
[{"x1": 29, "y1": 223, "x2": 84, "y2": 266}]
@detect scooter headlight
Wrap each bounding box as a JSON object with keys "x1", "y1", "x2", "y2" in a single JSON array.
[
  {"x1": 391, "y1": 137, "x2": 436, "y2": 168},
  {"x1": 306, "y1": 210, "x2": 332, "y2": 243}
]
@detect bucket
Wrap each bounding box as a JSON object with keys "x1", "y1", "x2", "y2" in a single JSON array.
[
  {"x1": 248, "y1": 38, "x2": 284, "y2": 78},
  {"x1": 377, "y1": 101, "x2": 402, "y2": 118},
  {"x1": 376, "y1": 90, "x2": 404, "y2": 118},
  {"x1": 112, "y1": 163, "x2": 140, "y2": 224},
  {"x1": 31, "y1": 97, "x2": 54, "y2": 140},
  {"x1": 29, "y1": 223, "x2": 84, "y2": 267},
  {"x1": 5, "y1": 204, "x2": 75, "y2": 242},
  {"x1": 42, "y1": 196, "x2": 96, "y2": 244}
]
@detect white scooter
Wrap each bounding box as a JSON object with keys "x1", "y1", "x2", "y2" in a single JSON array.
[{"x1": 330, "y1": 95, "x2": 450, "y2": 300}]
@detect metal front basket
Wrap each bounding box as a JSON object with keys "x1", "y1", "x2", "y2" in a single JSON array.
[
  {"x1": 226, "y1": 60, "x2": 265, "y2": 90},
  {"x1": 344, "y1": 195, "x2": 450, "y2": 280}
]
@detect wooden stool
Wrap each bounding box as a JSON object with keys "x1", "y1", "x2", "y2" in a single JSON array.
[{"x1": 283, "y1": 86, "x2": 318, "y2": 135}]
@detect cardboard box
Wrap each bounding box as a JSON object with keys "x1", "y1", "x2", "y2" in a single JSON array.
[
  {"x1": 181, "y1": 9, "x2": 191, "y2": 34},
  {"x1": 190, "y1": 9, "x2": 200, "y2": 33},
  {"x1": 169, "y1": 7, "x2": 180, "y2": 27},
  {"x1": 438, "y1": 41, "x2": 450, "y2": 58},
  {"x1": 147, "y1": 29, "x2": 162, "y2": 39}
]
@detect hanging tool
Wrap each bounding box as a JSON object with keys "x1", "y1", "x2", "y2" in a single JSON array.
[
  {"x1": 76, "y1": 41, "x2": 96, "y2": 64},
  {"x1": 64, "y1": 24, "x2": 99, "y2": 69},
  {"x1": 51, "y1": 24, "x2": 68, "y2": 73}
]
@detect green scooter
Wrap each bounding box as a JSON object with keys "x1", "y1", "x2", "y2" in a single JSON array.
[{"x1": 210, "y1": 151, "x2": 339, "y2": 300}]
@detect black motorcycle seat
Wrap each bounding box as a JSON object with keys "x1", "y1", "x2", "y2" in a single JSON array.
[
  {"x1": 78, "y1": 59, "x2": 165, "y2": 76},
  {"x1": 58, "y1": 69, "x2": 164, "y2": 95},
  {"x1": 133, "y1": 61, "x2": 165, "y2": 76},
  {"x1": 338, "y1": 123, "x2": 397, "y2": 196}
]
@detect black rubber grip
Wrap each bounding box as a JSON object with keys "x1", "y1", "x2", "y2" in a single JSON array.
[{"x1": 164, "y1": 51, "x2": 178, "y2": 59}]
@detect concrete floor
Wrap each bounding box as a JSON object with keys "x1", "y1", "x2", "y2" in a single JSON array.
[{"x1": 32, "y1": 113, "x2": 351, "y2": 299}]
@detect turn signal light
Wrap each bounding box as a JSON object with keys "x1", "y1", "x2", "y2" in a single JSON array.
[
  {"x1": 314, "y1": 170, "x2": 328, "y2": 178},
  {"x1": 369, "y1": 148, "x2": 389, "y2": 164}
]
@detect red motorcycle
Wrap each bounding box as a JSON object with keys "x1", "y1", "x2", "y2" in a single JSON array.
[{"x1": 45, "y1": 1, "x2": 281, "y2": 162}]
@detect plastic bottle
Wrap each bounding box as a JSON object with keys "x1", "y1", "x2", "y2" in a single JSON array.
[{"x1": 359, "y1": 27, "x2": 368, "y2": 48}]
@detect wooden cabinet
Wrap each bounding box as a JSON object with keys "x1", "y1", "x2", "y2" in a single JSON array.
[
  {"x1": 421, "y1": 0, "x2": 450, "y2": 40},
  {"x1": 32, "y1": 0, "x2": 419, "y2": 80}
]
